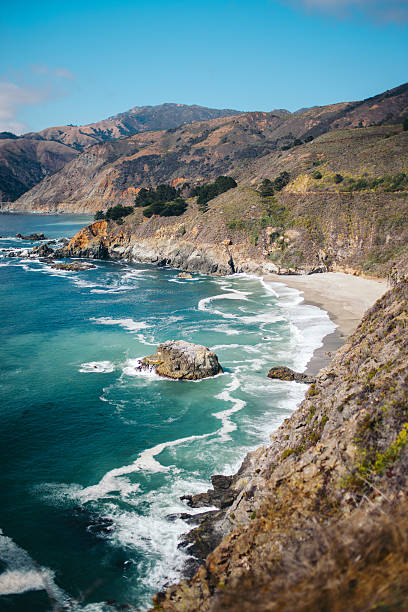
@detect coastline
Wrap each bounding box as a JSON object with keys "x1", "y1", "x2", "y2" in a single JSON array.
[{"x1": 264, "y1": 271, "x2": 388, "y2": 375}]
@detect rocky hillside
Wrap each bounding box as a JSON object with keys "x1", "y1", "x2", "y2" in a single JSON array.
[
  {"x1": 11, "y1": 82, "x2": 408, "y2": 213},
  {"x1": 60, "y1": 122, "x2": 408, "y2": 280},
  {"x1": 24, "y1": 103, "x2": 241, "y2": 151},
  {"x1": 0, "y1": 104, "x2": 240, "y2": 203},
  {"x1": 0, "y1": 136, "x2": 77, "y2": 202},
  {"x1": 152, "y1": 278, "x2": 408, "y2": 611}
]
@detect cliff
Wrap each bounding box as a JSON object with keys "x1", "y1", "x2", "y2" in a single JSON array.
[
  {"x1": 152, "y1": 278, "x2": 408, "y2": 611},
  {"x1": 60, "y1": 164, "x2": 408, "y2": 280}
]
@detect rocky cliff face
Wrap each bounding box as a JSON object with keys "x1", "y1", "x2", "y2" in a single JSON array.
[
  {"x1": 59, "y1": 170, "x2": 408, "y2": 281},
  {"x1": 152, "y1": 279, "x2": 408, "y2": 611}
]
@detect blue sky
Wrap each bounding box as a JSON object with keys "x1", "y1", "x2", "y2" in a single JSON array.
[{"x1": 1, "y1": 0, "x2": 407, "y2": 133}]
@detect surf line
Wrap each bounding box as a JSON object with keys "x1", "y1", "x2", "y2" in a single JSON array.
[{"x1": 78, "y1": 375, "x2": 246, "y2": 503}]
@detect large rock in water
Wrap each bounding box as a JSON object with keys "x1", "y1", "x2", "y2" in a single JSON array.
[
  {"x1": 140, "y1": 340, "x2": 222, "y2": 380},
  {"x1": 267, "y1": 365, "x2": 315, "y2": 384}
]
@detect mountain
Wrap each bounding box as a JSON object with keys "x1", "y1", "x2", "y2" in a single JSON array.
[
  {"x1": 0, "y1": 104, "x2": 241, "y2": 203},
  {"x1": 0, "y1": 136, "x2": 77, "y2": 202},
  {"x1": 11, "y1": 82, "x2": 408, "y2": 214},
  {"x1": 23, "y1": 103, "x2": 242, "y2": 151}
]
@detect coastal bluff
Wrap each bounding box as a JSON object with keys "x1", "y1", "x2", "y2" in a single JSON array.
[
  {"x1": 139, "y1": 340, "x2": 223, "y2": 380},
  {"x1": 152, "y1": 279, "x2": 408, "y2": 611}
]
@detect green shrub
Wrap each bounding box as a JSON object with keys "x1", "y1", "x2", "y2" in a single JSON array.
[
  {"x1": 143, "y1": 197, "x2": 187, "y2": 218},
  {"x1": 259, "y1": 178, "x2": 274, "y2": 197},
  {"x1": 104, "y1": 204, "x2": 134, "y2": 221},
  {"x1": 333, "y1": 173, "x2": 343, "y2": 184},
  {"x1": 135, "y1": 184, "x2": 179, "y2": 208},
  {"x1": 194, "y1": 175, "x2": 237, "y2": 209},
  {"x1": 403, "y1": 116, "x2": 408, "y2": 131},
  {"x1": 312, "y1": 170, "x2": 322, "y2": 180},
  {"x1": 273, "y1": 171, "x2": 290, "y2": 191}
]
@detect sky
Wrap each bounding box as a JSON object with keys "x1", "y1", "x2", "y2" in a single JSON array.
[{"x1": 0, "y1": 0, "x2": 407, "y2": 133}]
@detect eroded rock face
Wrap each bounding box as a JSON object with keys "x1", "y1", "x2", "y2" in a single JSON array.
[
  {"x1": 140, "y1": 340, "x2": 222, "y2": 380},
  {"x1": 267, "y1": 365, "x2": 315, "y2": 384}
]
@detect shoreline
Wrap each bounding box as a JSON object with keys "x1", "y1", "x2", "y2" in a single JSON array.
[{"x1": 263, "y1": 272, "x2": 388, "y2": 375}]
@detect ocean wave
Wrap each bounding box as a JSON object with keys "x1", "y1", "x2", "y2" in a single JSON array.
[
  {"x1": 0, "y1": 530, "x2": 67, "y2": 604},
  {"x1": 90, "y1": 317, "x2": 150, "y2": 332},
  {"x1": 79, "y1": 361, "x2": 115, "y2": 373}
]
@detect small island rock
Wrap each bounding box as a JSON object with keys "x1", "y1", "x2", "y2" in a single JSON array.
[
  {"x1": 267, "y1": 365, "x2": 315, "y2": 384},
  {"x1": 178, "y1": 272, "x2": 193, "y2": 279},
  {"x1": 139, "y1": 340, "x2": 222, "y2": 380},
  {"x1": 50, "y1": 261, "x2": 96, "y2": 271}
]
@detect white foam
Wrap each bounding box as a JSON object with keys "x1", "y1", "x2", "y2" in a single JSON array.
[
  {"x1": 198, "y1": 287, "x2": 252, "y2": 319},
  {"x1": 122, "y1": 358, "x2": 160, "y2": 379},
  {"x1": 213, "y1": 373, "x2": 246, "y2": 440},
  {"x1": 90, "y1": 317, "x2": 149, "y2": 332},
  {"x1": 79, "y1": 361, "x2": 115, "y2": 373},
  {"x1": 0, "y1": 530, "x2": 68, "y2": 604}
]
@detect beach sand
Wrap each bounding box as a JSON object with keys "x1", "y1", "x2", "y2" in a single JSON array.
[{"x1": 264, "y1": 272, "x2": 389, "y2": 375}]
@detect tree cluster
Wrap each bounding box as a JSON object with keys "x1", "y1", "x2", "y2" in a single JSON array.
[
  {"x1": 192, "y1": 176, "x2": 237, "y2": 211},
  {"x1": 94, "y1": 204, "x2": 134, "y2": 222},
  {"x1": 259, "y1": 172, "x2": 290, "y2": 196},
  {"x1": 134, "y1": 184, "x2": 188, "y2": 218}
]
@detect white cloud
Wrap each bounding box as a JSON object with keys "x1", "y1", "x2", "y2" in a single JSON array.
[
  {"x1": 31, "y1": 64, "x2": 76, "y2": 80},
  {"x1": 0, "y1": 66, "x2": 77, "y2": 134},
  {"x1": 0, "y1": 82, "x2": 49, "y2": 134},
  {"x1": 288, "y1": 0, "x2": 408, "y2": 22}
]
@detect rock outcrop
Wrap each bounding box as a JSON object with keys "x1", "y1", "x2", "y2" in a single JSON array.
[
  {"x1": 152, "y1": 279, "x2": 408, "y2": 611},
  {"x1": 139, "y1": 340, "x2": 223, "y2": 380},
  {"x1": 267, "y1": 365, "x2": 315, "y2": 384}
]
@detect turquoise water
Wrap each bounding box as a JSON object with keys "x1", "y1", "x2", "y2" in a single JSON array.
[{"x1": 0, "y1": 214, "x2": 335, "y2": 611}]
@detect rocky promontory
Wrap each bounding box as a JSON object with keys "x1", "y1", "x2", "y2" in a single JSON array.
[{"x1": 139, "y1": 340, "x2": 223, "y2": 380}]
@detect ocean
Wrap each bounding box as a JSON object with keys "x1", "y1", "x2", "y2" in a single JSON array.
[{"x1": 0, "y1": 214, "x2": 336, "y2": 611}]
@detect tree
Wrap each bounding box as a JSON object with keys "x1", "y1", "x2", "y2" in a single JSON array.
[
  {"x1": 403, "y1": 117, "x2": 408, "y2": 131},
  {"x1": 94, "y1": 210, "x2": 105, "y2": 220},
  {"x1": 105, "y1": 204, "x2": 134, "y2": 221},
  {"x1": 333, "y1": 173, "x2": 343, "y2": 184},
  {"x1": 274, "y1": 171, "x2": 290, "y2": 191},
  {"x1": 259, "y1": 179, "x2": 274, "y2": 197}
]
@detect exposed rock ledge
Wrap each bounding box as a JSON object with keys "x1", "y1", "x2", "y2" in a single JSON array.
[
  {"x1": 139, "y1": 340, "x2": 222, "y2": 380},
  {"x1": 152, "y1": 279, "x2": 408, "y2": 611},
  {"x1": 58, "y1": 220, "x2": 287, "y2": 277}
]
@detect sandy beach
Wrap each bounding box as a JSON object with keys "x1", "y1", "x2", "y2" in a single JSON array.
[{"x1": 264, "y1": 272, "x2": 389, "y2": 374}]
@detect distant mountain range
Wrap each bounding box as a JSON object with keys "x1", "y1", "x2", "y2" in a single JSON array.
[
  {"x1": 1, "y1": 83, "x2": 407, "y2": 208},
  {"x1": 6, "y1": 82, "x2": 407, "y2": 213},
  {"x1": 0, "y1": 104, "x2": 241, "y2": 202}
]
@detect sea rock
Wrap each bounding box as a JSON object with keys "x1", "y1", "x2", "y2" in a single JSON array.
[
  {"x1": 139, "y1": 340, "x2": 223, "y2": 380},
  {"x1": 50, "y1": 261, "x2": 96, "y2": 271},
  {"x1": 267, "y1": 365, "x2": 315, "y2": 384},
  {"x1": 31, "y1": 243, "x2": 54, "y2": 258},
  {"x1": 178, "y1": 272, "x2": 193, "y2": 279},
  {"x1": 15, "y1": 232, "x2": 48, "y2": 241}
]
